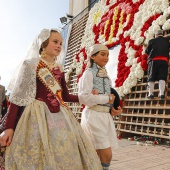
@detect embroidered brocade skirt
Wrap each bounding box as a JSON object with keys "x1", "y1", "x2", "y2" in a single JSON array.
[{"x1": 5, "y1": 100, "x2": 102, "y2": 170}]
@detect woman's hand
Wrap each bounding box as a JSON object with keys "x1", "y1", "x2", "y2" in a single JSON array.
[
  {"x1": 111, "y1": 106, "x2": 122, "y2": 116},
  {"x1": 0, "y1": 129, "x2": 14, "y2": 147}
]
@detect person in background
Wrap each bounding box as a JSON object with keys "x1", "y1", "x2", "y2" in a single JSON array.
[
  {"x1": 0, "y1": 77, "x2": 5, "y2": 118},
  {"x1": 78, "y1": 44, "x2": 122, "y2": 170},
  {"x1": 0, "y1": 29, "x2": 102, "y2": 170},
  {"x1": 145, "y1": 29, "x2": 170, "y2": 100},
  {"x1": 1, "y1": 91, "x2": 10, "y2": 118}
]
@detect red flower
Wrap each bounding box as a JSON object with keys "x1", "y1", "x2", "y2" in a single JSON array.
[
  {"x1": 140, "y1": 60, "x2": 147, "y2": 71},
  {"x1": 118, "y1": 135, "x2": 122, "y2": 140},
  {"x1": 153, "y1": 140, "x2": 158, "y2": 145}
]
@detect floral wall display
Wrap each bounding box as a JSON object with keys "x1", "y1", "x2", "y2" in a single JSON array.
[{"x1": 65, "y1": 0, "x2": 170, "y2": 98}]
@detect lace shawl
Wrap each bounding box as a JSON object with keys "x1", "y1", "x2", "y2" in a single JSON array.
[
  {"x1": 9, "y1": 58, "x2": 65, "y2": 106},
  {"x1": 9, "y1": 58, "x2": 39, "y2": 106}
]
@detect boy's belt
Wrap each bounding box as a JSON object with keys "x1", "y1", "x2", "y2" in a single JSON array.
[{"x1": 89, "y1": 105, "x2": 110, "y2": 113}]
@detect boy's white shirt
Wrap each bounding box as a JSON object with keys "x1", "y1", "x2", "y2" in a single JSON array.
[{"x1": 78, "y1": 69, "x2": 109, "y2": 108}]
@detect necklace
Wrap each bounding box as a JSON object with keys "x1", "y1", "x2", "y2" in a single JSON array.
[{"x1": 40, "y1": 58, "x2": 56, "y2": 68}]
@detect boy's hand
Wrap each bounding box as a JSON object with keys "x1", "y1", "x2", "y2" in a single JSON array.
[
  {"x1": 111, "y1": 106, "x2": 122, "y2": 116},
  {"x1": 91, "y1": 89, "x2": 99, "y2": 95},
  {"x1": 108, "y1": 94, "x2": 115, "y2": 104}
]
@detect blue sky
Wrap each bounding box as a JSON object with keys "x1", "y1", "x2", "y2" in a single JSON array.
[{"x1": 0, "y1": 0, "x2": 69, "y2": 90}]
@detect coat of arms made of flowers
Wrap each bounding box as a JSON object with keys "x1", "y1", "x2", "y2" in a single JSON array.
[{"x1": 65, "y1": 0, "x2": 170, "y2": 98}]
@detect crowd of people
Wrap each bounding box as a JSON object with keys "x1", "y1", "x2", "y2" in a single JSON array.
[{"x1": 0, "y1": 28, "x2": 169, "y2": 170}]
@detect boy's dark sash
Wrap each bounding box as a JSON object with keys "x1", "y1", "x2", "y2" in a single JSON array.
[{"x1": 37, "y1": 60, "x2": 69, "y2": 109}]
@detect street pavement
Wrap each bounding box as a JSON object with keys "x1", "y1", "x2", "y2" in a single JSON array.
[{"x1": 110, "y1": 138, "x2": 170, "y2": 170}]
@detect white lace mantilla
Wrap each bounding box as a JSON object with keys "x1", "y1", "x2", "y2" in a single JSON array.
[
  {"x1": 8, "y1": 28, "x2": 65, "y2": 106},
  {"x1": 9, "y1": 58, "x2": 40, "y2": 106}
]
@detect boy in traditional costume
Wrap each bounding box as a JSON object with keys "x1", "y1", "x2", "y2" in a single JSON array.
[{"x1": 78, "y1": 44, "x2": 122, "y2": 170}]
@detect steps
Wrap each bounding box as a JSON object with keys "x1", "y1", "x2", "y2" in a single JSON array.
[
  {"x1": 64, "y1": 13, "x2": 89, "y2": 121},
  {"x1": 116, "y1": 67, "x2": 170, "y2": 139}
]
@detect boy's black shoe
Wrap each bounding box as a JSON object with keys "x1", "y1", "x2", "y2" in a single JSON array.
[
  {"x1": 159, "y1": 95, "x2": 165, "y2": 100},
  {"x1": 147, "y1": 94, "x2": 154, "y2": 99}
]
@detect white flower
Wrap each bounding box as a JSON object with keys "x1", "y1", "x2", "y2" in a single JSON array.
[
  {"x1": 135, "y1": 37, "x2": 144, "y2": 45},
  {"x1": 162, "y1": 19, "x2": 170, "y2": 30}
]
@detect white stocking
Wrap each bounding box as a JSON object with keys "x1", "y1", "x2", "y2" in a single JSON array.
[
  {"x1": 159, "y1": 80, "x2": 165, "y2": 95},
  {"x1": 148, "y1": 82, "x2": 154, "y2": 95}
]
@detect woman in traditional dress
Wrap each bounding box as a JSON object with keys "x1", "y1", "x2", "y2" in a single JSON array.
[{"x1": 0, "y1": 29, "x2": 102, "y2": 170}]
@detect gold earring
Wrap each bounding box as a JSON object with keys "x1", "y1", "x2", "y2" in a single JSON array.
[{"x1": 41, "y1": 48, "x2": 47, "y2": 58}]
